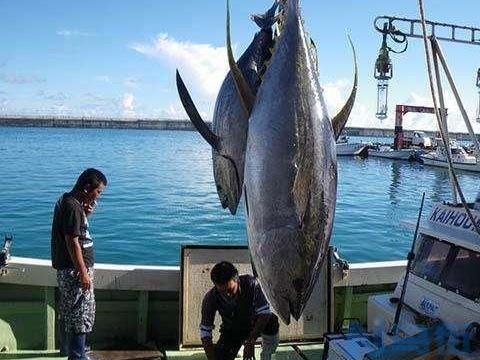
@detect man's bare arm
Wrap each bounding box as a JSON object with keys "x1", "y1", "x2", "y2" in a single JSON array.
[
  {"x1": 201, "y1": 337, "x2": 215, "y2": 360},
  {"x1": 65, "y1": 234, "x2": 91, "y2": 290}
]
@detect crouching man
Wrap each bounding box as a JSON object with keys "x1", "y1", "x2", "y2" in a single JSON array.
[{"x1": 200, "y1": 261, "x2": 279, "y2": 360}]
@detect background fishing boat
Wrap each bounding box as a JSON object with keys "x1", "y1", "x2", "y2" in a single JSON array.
[
  {"x1": 336, "y1": 135, "x2": 369, "y2": 157},
  {"x1": 421, "y1": 139, "x2": 480, "y2": 172}
]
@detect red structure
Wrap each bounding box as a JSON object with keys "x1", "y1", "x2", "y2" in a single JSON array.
[{"x1": 394, "y1": 105, "x2": 446, "y2": 150}]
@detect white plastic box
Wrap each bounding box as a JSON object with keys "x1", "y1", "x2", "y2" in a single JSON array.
[{"x1": 326, "y1": 334, "x2": 378, "y2": 360}]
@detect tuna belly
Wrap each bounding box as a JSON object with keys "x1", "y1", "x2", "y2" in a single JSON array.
[{"x1": 247, "y1": 224, "x2": 323, "y2": 325}]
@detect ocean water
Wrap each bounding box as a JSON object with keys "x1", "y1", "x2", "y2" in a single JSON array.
[{"x1": 1, "y1": 126, "x2": 479, "y2": 265}]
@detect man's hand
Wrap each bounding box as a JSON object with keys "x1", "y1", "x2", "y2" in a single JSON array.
[
  {"x1": 245, "y1": 313, "x2": 271, "y2": 359},
  {"x1": 66, "y1": 235, "x2": 90, "y2": 291},
  {"x1": 201, "y1": 337, "x2": 216, "y2": 360},
  {"x1": 83, "y1": 200, "x2": 96, "y2": 216},
  {"x1": 80, "y1": 271, "x2": 92, "y2": 290},
  {"x1": 243, "y1": 340, "x2": 255, "y2": 360}
]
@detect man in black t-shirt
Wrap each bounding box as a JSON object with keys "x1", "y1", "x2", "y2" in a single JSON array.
[
  {"x1": 51, "y1": 168, "x2": 107, "y2": 360},
  {"x1": 200, "y1": 262, "x2": 279, "y2": 360}
]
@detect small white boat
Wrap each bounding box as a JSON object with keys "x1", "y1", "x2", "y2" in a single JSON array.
[
  {"x1": 368, "y1": 145, "x2": 417, "y2": 160},
  {"x1": 336, "y1": 136, "x2": 369, "y2": 156},
  {"x1": 421, "y1": 139, "x2": 480, "y2": 172}
]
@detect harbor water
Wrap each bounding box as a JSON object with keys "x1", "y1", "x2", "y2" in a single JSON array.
[{"x1": 1, "y1": 126, "x2": 479, "y2": 265}]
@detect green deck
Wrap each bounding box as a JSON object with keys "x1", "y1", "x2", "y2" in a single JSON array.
[
  {"x1": 166, "y1": 344, "x2": 324, "y2": 359},
  {"x1": 0, "y1": 344, "x2": 324, "y2": 360}
]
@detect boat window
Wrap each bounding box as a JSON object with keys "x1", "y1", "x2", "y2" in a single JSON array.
[
  {"x1": 443, "y1": 248, "x2": 480, "y2": 301},
  {"x1": 451, "y1": 148, "x2": 461, "y2": 155},
  {"x1": 411, "y1": 235, "x2": 451, "y2": 283}
]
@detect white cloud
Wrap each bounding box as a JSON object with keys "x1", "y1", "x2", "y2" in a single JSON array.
[
  {"x1": 122, "y1": 93, "x2": 134, "y2": 110},
  {"x1": 95, "y1": 75, "x2": 111, "y2": 83},
  {"x1": 124, "y1": 77, "x2": 139, "y2": 88},
  {"x1": 45, "y1": 92, "x2": 68, "y2": 101},
  {"x1": 323, "y1": 79, "x2": 350, "y2": 116},
  {"x1": 0, "y1": 98, "x2": 9, "y2": 111},
  {"x1": 323, "y1": 79, "x2": 480, "y2": 133},
  {"x1": 57, "y1": 30, "x2": 94, "y2": 37},
  {"x1": 385, "y1": 92, "x2": 480, "y2": 133},
  {"x1": 0, "y1": 72, "x2": 45, "y2": 84},
  {"x1": 323, "y1": 79, "x2": 374, "y2": 129},
  {"x1": 84, "y1": 92, "x2": 117, "y2": 103},
  {"x1": 130, "y1": 33, "x2": 229, "y2": 102},
  {"x1": 155, "y1": 101, "x2": 189, "y2": 120},
  {"x1": 122, "y1": 93, "x2": 135, "y2": 118}
]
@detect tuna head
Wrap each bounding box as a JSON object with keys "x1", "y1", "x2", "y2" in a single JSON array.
[
  {"x1": 243, "y1": 0, "x2": 337, "y2": 324},
  {"x1": 176, "y1": 2, "x2": 277, "y2": 215}
]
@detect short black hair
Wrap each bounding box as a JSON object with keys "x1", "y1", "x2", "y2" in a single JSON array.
[
  {"x1": 211, "y1": 261, "x2": 238, "y2": 285},
  {"x1": 73, "y1": 168, "x2": 108, "y2": 193}
]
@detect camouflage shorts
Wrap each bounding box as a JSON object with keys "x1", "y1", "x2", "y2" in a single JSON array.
[{"x1": 57, "y1": 268, "x2": 95, "y2": 334}]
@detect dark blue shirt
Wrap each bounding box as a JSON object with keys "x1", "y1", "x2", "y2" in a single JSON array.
[
  {"x1": 51, "y1": 193, "x2": 94, "y2": 269},
  {"x1": 200, "y1": 274, "x2": 279, "y2": 340}
]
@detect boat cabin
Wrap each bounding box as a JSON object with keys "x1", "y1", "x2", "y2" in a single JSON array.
[
  {"x1": 431, "y1": 139, "x2": 476, "y2": 164},
  {"x1": 365, "y1": 202, "x2": 480, "y2": 359}
]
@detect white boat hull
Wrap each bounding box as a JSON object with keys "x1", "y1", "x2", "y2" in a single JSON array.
[
  {"x1": 421, "y1": 156, "x2": 480, "y2": 172},
  {"x1": 368, "y1": 148, "x2": 416, "y2": 160},
  {"x1": 336, "y1": 143, "x2": 368, "y2": 156}
]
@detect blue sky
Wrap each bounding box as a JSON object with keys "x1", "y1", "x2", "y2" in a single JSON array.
[{"x1": 0, "y1": 0, "x2": 479, "y2": 131}]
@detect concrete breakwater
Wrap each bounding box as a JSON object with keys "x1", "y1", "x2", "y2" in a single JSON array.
[
  {"x1": 344, "y1": 127, "x2": 477, "y2": 142},
  {"x1": 0, "y1": 115, "x2": 477, "y2": 140},
  {"x1": 0, "y1": 116, "x2": 200, "y2": 130}
]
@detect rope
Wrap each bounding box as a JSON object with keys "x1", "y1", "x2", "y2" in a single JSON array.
[
  {"x1": 431, "y1": 39, "x2": 480, "y2": 157},
  {"x1": 417, "y1": 0, "x2": 480, "y2": 238}
]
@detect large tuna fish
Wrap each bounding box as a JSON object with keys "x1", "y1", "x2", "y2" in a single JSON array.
[
  {"x1": 176, "y1": 1, "x2": 278, "y2": 215},
  {"x1": 230, "y1": 0, "x2": 357, "y2": 324}
]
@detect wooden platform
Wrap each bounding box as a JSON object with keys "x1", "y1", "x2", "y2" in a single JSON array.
[
  {"x1": 165, "y1": 344, "x2": 324, "y2": 359},
  {"x1": 0, "y1": 343, "x2": 323, "y2": 359},
  {"x1": 90, "y1": 350, "x2": 163, "y2": 360},
  {"x1": 0, "y1": 350, "x2": 63, "y2": 360},
  {"x1": 0, "y1": 350, "x2": 163, "y2": 360}
]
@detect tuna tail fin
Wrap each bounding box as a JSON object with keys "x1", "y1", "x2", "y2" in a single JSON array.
[
  {"x1": 331, "y1": 35, "x2": 358, "y2": 141},
  {"x1": 250, "y1": 0, "x2": 279, "y2": 30},
  {"x1": 226, "y1": 0, "x2": 255, "y2": 116},
  {"x1": 175, "y1": 70, "x2": 220, "y2": 151}
]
